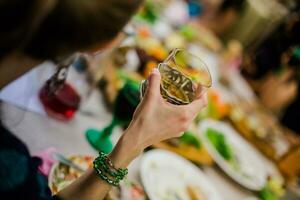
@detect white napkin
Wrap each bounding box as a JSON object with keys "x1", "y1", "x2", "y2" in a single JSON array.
[{"x1": 0, "y1": 61, "x2": 56, "y2": 115}]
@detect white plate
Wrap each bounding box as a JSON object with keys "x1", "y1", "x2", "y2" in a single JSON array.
[
  {"x1": 140, "y1": 149, "x2": 222, "y2": 200},
  {"x1": 198, "y1": 119, "x2": 275, "y2": 191}
]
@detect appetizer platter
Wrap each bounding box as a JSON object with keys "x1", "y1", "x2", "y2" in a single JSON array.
[
  {"x1": 198, "y1": 120, "x2": 282, "y2": 191},
  {"x1": 140, "y1": 149, "x2": 222, "y2": 200},
  {"x1": 49, "y1": 155, "x2": 146, "y2": 200}
]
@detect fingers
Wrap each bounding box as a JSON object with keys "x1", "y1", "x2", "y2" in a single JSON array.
[
  {"x1": 190, "y1": 94, "x2": 208, "y2": 112},
  {"x1": 144, "y1": 68, "x2": 161, "y2": 100},
  {"x1": 194, "y1": 84, "x2": 203, "y2": 99},
  {"x1": 181, "y1": 93, "x2": 208, "y2": 114},
  {"x1": 279, "y1": 69, "x2": 294, "y2": 83}
]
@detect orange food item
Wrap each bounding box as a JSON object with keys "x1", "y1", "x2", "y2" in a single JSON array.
[
  {"x1": 148, "y1": 47, "x2": 167, "y2": 61},
  {"x1": 278, "y1": 145, "x2": 300, "y2": 182},
  {"x1": 143, "y1": 61, "x2": 158, "y2": 77},
  {"x1": 137, "y1": 26, "x2": 151, "y2": 38},
  {"x1": 207, "y1": 90, "x2": 230, "y2": 119},
  {"x1": 209, "y1": 90, "x2": 220, "y2": 102}
]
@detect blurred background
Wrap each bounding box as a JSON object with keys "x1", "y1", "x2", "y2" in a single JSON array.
[{"x1": 0, "y1": 0, "x2": 300, "y2": 199}]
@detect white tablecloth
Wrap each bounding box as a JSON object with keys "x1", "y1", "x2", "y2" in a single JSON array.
[{"x1": 1, "y1": 92, "x2": 257, "y2": 200}]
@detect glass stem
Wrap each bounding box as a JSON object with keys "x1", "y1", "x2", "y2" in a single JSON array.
[{"x1": 101, "y1": 119, "x2": 117, "y2": 139}]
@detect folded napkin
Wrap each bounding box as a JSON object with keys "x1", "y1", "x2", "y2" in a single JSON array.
[
  {"x1": 0, "y1": 62, "x2": 56, "y2": 115},
  {"x1": 33, "y1": 147, "x2": 57, "y2": 177}
]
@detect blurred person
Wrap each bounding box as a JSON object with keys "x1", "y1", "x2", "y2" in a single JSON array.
[
  {"x1": 242, "y1": 7, "x2": 300, "y2": 80},
  {"x1": 0, "y1": 0, "x2": 141, "y2": 88},
  {"x1": 242, "y1": 7, "x2": 300, "y2": 118},
  {"x1": 258, "y1": 66, "x2": 298, "y2": 115},
  {"x1": 0, "y1": 1, "x2": 207, "y2": 200},
  {"x1": 197, "y1": 0, "x2": 245, "y2": 36},
  {"x1": 281, "y1": 46, "x2": 300, "y2": 133}
]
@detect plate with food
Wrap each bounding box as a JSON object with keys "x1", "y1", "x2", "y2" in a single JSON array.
[
  {"x1": 140, "y1": 149, "x2": 222, "y2": 200},
  {"x1": 153, "y1": 130, "x2": 214, "y2": 165},
  {"x1": 48, "y1": 155, "x2": 93, "y2": 194},
  {"x1": 198, "y1": 119, "x2": 276, "y2": 191},
  {"x1": 49, "y1": 155, "x2": 146, "y2": 200}
]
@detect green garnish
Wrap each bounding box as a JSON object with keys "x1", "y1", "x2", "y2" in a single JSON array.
[
  {"x1": 206, "y1": 128, "x2": 234, "y2": 161},
  {"x1": 179, "y1": 131, "x2": 201, "y2": 149},
  {"x1": 258, "y1": 186, "x2": 278, "y2": 200},
  {"x1": 179, "y1": 25, "x2": 196, "y2": 41},
  {"x1": 258, "y1": 177, "x2": 284, "y2": 200},
  {"x1": 136, "y1": 0, "x2": 159, "y2": 24}
]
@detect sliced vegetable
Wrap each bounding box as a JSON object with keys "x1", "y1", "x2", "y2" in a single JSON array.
[
  {"x1": 206, "y1": 128, "x2": 233, "y2": 161},
  {"x1": 179, "y1": 131, "x2": 201, "y2": 149},
  {"x1": 258, "y1": 186, "x2": 278, "y2": 200}
]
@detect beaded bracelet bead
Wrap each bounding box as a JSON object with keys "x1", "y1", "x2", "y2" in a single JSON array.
[{"x1": 93, "y1": 152, "x2": 128, "y2": 186}]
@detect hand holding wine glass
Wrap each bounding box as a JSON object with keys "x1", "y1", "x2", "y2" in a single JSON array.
[
  {"x1": 110, "y1": 68, "x2": 208, "y2": 167},
  {"x1": 58, "y1": 67, "x2": 208, "y2": 200}
]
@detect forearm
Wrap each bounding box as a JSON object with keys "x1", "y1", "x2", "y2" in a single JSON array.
[
  {"x1": 56, "y1": 128, "x2": 141, "y2": 200},
  {"x1": 56, "y1": 168, "x2": 111, "y2": 200},
  {"x1": 55, "y1": 66, "x2": 206, "y2": 200}
]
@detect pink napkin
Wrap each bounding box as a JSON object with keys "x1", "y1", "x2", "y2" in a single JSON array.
[{"x1": 33, "y1": 147, "x2": 57, "y2": 176}]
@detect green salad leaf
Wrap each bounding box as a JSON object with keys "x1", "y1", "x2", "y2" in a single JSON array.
[
  {"x1": 179, "y1": 131, "x2": 201, "y2": 149},
  {"x1": 257, "y1": 177, "x2": 284, "y2": 200},
  {"x1": 179, "y1": 25, "x2": 196, "y2": 41},
  {"x1": 258, "y1": 186, "x2": 278, "y2": 200},
  {"x1": 206, "y1": 128, "x2": 234, "y2": 161},
  {"x1": 135, "y1": 0, "x2": 159, "y2": 24}
]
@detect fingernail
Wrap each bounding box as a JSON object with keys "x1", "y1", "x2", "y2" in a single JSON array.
[{"x1": 151, "y1": 68, "x2": 159, "y2": 74}]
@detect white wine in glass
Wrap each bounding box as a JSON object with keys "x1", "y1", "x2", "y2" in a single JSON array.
[{"x1": 140, "y1": 48, "x2": 212, "y2": 105}]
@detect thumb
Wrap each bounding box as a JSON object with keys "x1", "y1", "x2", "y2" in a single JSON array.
[{"x1": 144, "y1": 68, "x2": 161, "y2": 99}]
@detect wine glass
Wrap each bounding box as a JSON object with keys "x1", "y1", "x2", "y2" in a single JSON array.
[
  {"x1": 140, "y1": 48, "x2": 212, "y2": 105},
  {"x1": 39, "y1": 53, "x2": 95, "y2": 120},
  {"x1": 85, "y1": 80, "x2": 140, "y2": 153},
  {"x1": 39, "y1": 55, "x2": 84, "y2": 121}
]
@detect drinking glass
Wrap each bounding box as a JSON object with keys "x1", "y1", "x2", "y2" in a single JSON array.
[
  {"x1": 39, "y1": 54, "x2": 91, "y2": 120},
  {"x1": 85, "y1": 80, "x2": 140, "y2": 153},
  {"x1": 140, "y1": 48, "x2": 212, "y2": 105}
]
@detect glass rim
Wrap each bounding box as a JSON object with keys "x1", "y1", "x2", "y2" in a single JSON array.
[{"x1": 158, "y1": 48, "x2": 212, "y2": 88}]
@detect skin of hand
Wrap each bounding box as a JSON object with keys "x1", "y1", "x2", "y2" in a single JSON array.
[
  {"x1": 57, "y1": 68, "x2": 207, "y2": 200},
  {"x1": 259, "y1": 69, "x2": 298, "y2": 114},
  {"x1": 125, "y1": 68, "x2": 208, "y2": 152}
]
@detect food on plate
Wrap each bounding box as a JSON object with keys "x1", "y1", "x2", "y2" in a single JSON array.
[
  {"x1": 49, "y1": 155, "x2": 93, "y2": 194},
  {"x1": 122, "y1": 180, "x2": 146, "y2": 200},
  {"x1": 156, "y1": 125, "x2": 211, "y2": 165},
  {"x1": 136, "y1": 37, "x2": 168, "y2": 61},
  {"x1": 205, "y1": 128, "x2": 243, "y2": 172},
  {"x1": 206, "y1": 128, "x2": 234, "y2": 161},
  {"x1": 206, "y1": 90, "x2": 230, "y2": 119},
  {"x1": 179, "y1": 25, "x2": 197, "y2": 41},
  {"x1": 165, "y1": 32, "x2": 186, "y2": 49},
  {"x1": 143, "y1": 60, "x2": 158, "y2": 77},
  {"x1": 258, "y1": 177, "x2": 285, "y2": 200},
  {"x1": 186, "y1": 185, "x2": 206, "y2": 200},
  {"x1": 179, "y1": 131, "x2": 201, "y2": 149},
  {"x1": 49, "y1": 155, "x2": 146, "y2": 200},
  {"x1": 199, "y1": 120, "x2": 284, "y2": 191},
  {"x1": 105, "y1": 187, "x2": 121, "y2": 200},
  {"x1": 136, "y1": 0, "x2": 160, "y2": 24},
  {"x1": 156, "y1": 140, "x2": 213, "y2": 165},
  {"x1": 140, "y1": 150, "x2": 221, "y2": 200}
]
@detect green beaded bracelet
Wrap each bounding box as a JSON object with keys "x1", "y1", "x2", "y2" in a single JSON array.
[
  {"x1": 96, "y1": 152, "x2": 128, "y2": 177},
  {"x1": 93, "y1": 152, "x2": 128, "y2": 186}
]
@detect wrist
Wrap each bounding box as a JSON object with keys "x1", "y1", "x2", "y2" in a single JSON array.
[{"x1": 109, "y1": 126, "x2": 142, "y2": 168}]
